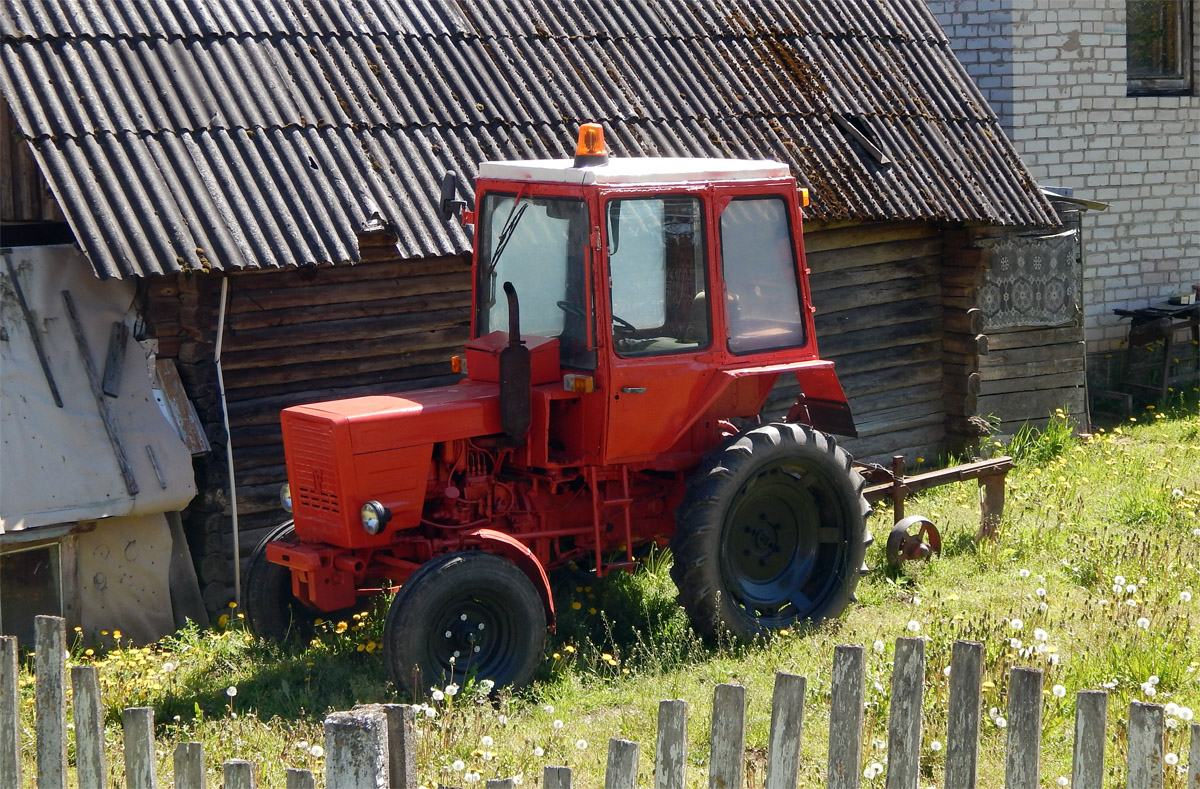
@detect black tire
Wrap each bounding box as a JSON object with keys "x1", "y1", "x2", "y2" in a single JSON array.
[
  {"x1": 244, "y1": 521, "x2": 324, "y2": 642},
  {"x1": 670, "y1": 423, "x2": 871, "y2": 640},
  {"x1": 384, "y1": 552, "x2": 546, "y2": 698}
]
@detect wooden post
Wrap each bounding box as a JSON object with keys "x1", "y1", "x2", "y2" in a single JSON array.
[
  {"x1": 224, "y1": 759, "x2": 255, "y2": 789},
  {"x1": 487, "y1": 779, "x2": 517, "y2": 789},
  {"x1": 1187, "y1": 722, "x2": 1199, "y2": 787},
  {"x1": 324, "y1": 709, "x2": 389, "y2": 789},
  {"x1": 977, "y1": 475, "x2": 1006, "y2": 541},
  {"x1": 1070, "y1": 690, "x2": 1107, "y2": 789},
  {"x1": 1126, "y1": 702, "x2": 1163, "y2": 789},
  {"x1": 886, "y1": 637, "x2": 925, "y2": 789},
  {"x1": 71, "y1": 665, "x2": 107, "y2": 789},
  {"x1": 655, "y1": 699, "x2": 687, "y2": 789},
  {"x1": 1005, "y1": 667, "x2": 1043, "y2": 789},
  {"x1": 544, "y1": 765, "x2": 573, "y2": 789},
  {"x1": 124, "y1": 707, "x2": 158, "y2": 789},
  {"x1": 285, "y1": 768, "x2": 316, "y2": 789},
  {"x1": 35, "y1": 615, "x2": 67, "y2": 789},
  {"x1": 945, "y1": 640, "x2": 984, "y2": 788},
  {"x1": 605, "y1": 739, "x2": 639, "y2": 789},
  {"x1": 0, "y1": 636, "x2": 20, "y2": 789},
  {"x1": 765, "y1": 672, "x2": 806, "y2": 789},
  {"x1": 381, "y1": 703, "x2": 417, "y2": 789},
  {"x1": 710, "y1": 684, "x2": 746, "y2": 789},
  {"x1": 827, "y1": 644, "x2": 865, "y2": 789},
  {"x1": 174, "y1": 742, "x2": 206, "y2": 789}
]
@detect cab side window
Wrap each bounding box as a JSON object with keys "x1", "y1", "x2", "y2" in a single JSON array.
[{"x1": 719, "y1": 197, "x2": 806, "y2": 353}]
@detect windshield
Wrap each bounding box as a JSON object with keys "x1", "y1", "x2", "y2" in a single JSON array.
[{"x1": 476, "y1": 193, "x2": 593, "y2": 368}]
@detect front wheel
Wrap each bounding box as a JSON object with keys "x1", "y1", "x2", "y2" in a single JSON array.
[
  {"x1": 670, "y1": 423, "x2": 871, "y2": 640},
  {"x1": 244, "y1": 521, "x2": 320, "y2": 642},
  {"x1": 384, "y1": 552, "x2": 546, "y2": 698}
]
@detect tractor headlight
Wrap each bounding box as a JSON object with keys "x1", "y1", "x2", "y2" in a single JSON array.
[
  {"x1": 280, "y1": 482, "x2": 292, "y2": 513},
  {"x1": 360, "y1": 501, "x2": 391, "y2": 535}
]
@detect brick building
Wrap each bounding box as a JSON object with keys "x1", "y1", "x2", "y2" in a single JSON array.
[{"x1": 927, "y1": 0, "x2": 1199, "y2": 391}]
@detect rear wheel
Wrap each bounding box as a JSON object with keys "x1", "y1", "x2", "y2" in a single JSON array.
[
  {"x1": 384, "y1": 552, "x2": 546, "y2": 698},
  {"x1": 244, "y1": 521, "x2": 321, "y2": 642},
  {"x1": 670, "y1": 423, "x2": 871, "y2": 640}
]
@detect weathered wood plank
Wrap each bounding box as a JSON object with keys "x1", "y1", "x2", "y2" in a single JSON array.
[
  {"x1": 383, "y1": 704, "x2": 417, "y2": 789},
  {"x1": 885, "y1": 638, "x2": 924, "y2": 789},
  {"x1": 710, "y1": 684, "x2": 746, "y2": 789},
  {"x1": 816, "y1": 314, "x2": 942, "y2": 357},
  {"x1": 227, "y1": 291, "x2": 469, "y2": 331},
  {"x1": 1070, "y1": 691, "x2": 1107, "y2": 789},
  {"x1": 174, "y1": 742, "x2": 206, "y2": 789},
  {"x1": 544, "y1": 765, "x2": 573, "y2": 789},
  {"x1": 982, "y1": 342, "x2": 1087, "y2": 368},
  {"x1": 35, "y1": 616, "x2": 67, "y2": 789},
  {"x1": 124, "y1": 707, "x2": 158, "y2": 789},
  {"x1": 1005, "y1": 667, "x2": 1043, "y2": 789},
  {"x1": 977, "y1": 388, "x2": 1085, "y2": 421},
  {"x1": 984, "y1": 325, "x2": 1084, "y2": 350},
  {"x1": 285, "y1": 768, "x2": 316, "y2": 789},
  {"x1": 224, "y1": 759, "x2": 255, "y2": 789},
  {"x1": 1188, "y1": 722, "x2": 1199, "y2": 788},
  {"x1": 227, "y1": 272, "x2": 471, "y2": 312},
  {"x1": 222, "y1": 349, "x2": 462, "y2": 390},
  {"x1": 977, "y1": 371, "x2": 1086, "y2": 397},
  {"x1": 803, "y1": 221, "x2": 938, "y2": 254},
  {"x1": 1126, "y1": 702, "x2": 1163, "y2": 789},
  {"x1": 808, "y1": 246, "x2": 940, "y2": 284},
  {"x1": 71, "y1": 666, "x2": 106, "y2": 789},
  {"x1": 945, "y1": 640, "x2": 983, "y2": 789},
  {"x1": 605, "y1": 739, "x2": 639, "y2": 789},
  {"x1": 814, "y1": 275, "x2": 941, "y2": 316},
  {"x1": 844, "y1": 425, "x2": 944, "y2": 463},
  {"x1": 225, "y1": 308, "x2": 470, "y2": 352},
  {"x1": 324, "y1": 709, "x2": 389, "y2": 789},
  {"x1": 765, "y1": 672, "x2": 806, "y2": 789},
  {"x1": 827, "y1": 645, "x2": 865, "y2": 789},
  {"x1": 0, "y1": 636, "x2": 20, "y2": 789},
  {"x1": 655, "y1": 699, "x2": 687, "y2": 789},
  {"x1": 823, "y1": 340, "x2": 943, "y2": 378},
  {"x1": 221, "y1": 327, "x2": 465, "y2": 372},
  {"x1": 978, "y1": 357, "x2": 1085, "y2": 381}
]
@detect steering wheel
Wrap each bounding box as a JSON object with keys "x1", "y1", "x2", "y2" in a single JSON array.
[
  {"x1": 612, "y1": 314, "x2": 637, "y2": 336},
  {"x1": 556, "y1": 300, "x2": 586, "y2": 319}
]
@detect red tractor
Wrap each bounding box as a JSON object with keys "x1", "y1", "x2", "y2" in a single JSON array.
[{"x1": 245, "y1": 125, "x2": 871, "y2": 697}]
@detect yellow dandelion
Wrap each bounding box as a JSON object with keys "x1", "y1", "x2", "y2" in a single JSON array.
[
  {"x1": 571, "y1": 602, "x2": 582, "y2": 611},
  {"x1": 335, "y1": 621, "x2": 349, "y2": 633}
]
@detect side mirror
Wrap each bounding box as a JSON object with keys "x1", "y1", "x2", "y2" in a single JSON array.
[{"x1": 438, "y1": 171, "x2": 468, "y2": 221}]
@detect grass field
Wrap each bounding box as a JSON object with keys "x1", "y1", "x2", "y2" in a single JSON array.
[{"x1": 14, "y1": 397, "x2": 1200, "y2": 787}]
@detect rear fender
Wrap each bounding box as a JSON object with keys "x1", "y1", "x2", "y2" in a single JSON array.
[
  {"x1": 787, "y1": 363, "x2": 857, "y2": 437},
  {"x1": 462, "y1": 528, "x2": 556, "y2": 630}
]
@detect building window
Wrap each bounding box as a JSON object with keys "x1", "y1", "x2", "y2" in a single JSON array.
[{"x1": 1127, "y1": 0, "x2": 1194, "y2": 95}]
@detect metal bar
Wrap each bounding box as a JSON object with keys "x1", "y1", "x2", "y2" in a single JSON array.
[{"x1": 5, "y1": 256, "x2": 63, "y2": 407}]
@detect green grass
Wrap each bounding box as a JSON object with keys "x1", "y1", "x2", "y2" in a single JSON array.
[{"x1": 14, "y1": 398, "x2": 1200, "y2": 787}]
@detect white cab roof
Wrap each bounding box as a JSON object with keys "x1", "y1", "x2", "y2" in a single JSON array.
[{"x1": 478, "y1": 157, "x2": 791, "y2": 185}]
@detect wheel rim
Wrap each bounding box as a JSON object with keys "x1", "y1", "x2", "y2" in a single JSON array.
[
  {"x1": 424, "y1": 592, "x2": 522, "y2": 686},
  {"x1": 719, "y1": 460, "x2": 848, "y2": 625}
]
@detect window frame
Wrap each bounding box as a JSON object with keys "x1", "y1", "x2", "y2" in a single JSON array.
[{"x1": 1127, "y1": 0, "x2": 1194, "y2": 96}]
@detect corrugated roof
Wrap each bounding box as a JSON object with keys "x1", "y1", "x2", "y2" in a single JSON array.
[{"x1": 0, "y1": 0, "x2": 1056, "y2": 279}]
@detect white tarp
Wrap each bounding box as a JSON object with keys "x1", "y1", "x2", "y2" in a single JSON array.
[{"x1": 1, "y1": 245, "x2": 196, "y2": 531}]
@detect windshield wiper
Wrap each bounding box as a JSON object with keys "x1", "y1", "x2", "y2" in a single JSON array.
[{"x1": 485, "y1": 200, "x2": 529, "y2": 309}]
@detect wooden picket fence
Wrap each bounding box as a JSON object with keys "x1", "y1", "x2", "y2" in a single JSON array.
[{"x1": 3, "y1": 616, "x2": 1198, "y2": 787}]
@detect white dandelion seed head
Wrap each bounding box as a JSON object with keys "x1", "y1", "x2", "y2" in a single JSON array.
[
  {"x1": 1036, "y1": 587, "x2": 1046, "y2": 597},
  {"x1": 424, "y1": 707, "x2": 437, "y2": 719},
  {"x1": 533, "y1": 746, "x2": 545, "y2": 757},
  {"x1": 873, "y1": 640, "x2": 886, "y2": 653},
  {"x1": 1018, "y1": 568, "x2": 1031, "y2": 578},
  {"x1": 1178, "y1": 707, "x2": 1194, "y2": 721},
  {"x1": 929, "y1": 740, "x2": 942, "y2": 752},
  {"x1": 480, "y1": 735, "x2": 494, "y2": 748},
  {"x1": 1136, "y1": 617, "x2": 1150, "y2": 629},
  {"x1": 1126, "y1": 584, "x2": 1138, "y2": 594},
  {"x1": 309, "y1": 745, "x2": 324, "y2": 758},
  {"x1": 575, "y1": 739, "x2": 588, "y2": 751},
  {"x1": 1010, "y1": 638, "x2": 1023, "y2": 649},
  {"x1": 552, "y1": 719, "x2": 564, "y2": 730},
  {"x1": 432, "y1": 690, "x2": 445, "y2": 701},
  {"x1": 542, "y1": 704, "x2": 554, "y2": 714},
  {"x1": 1038, "y1": 602, "x2": 1049, "y2": 613},
  {"x1": 1010, "y1": 618, "x2": 1024, "y2": 631},
  {"x1": 1052, "y1": 684, "x2": 1066, "y2": 698},
  {"x1": 1114, "y1": 575, "x2": 1126, "y2": 586},
  {"x1": 1113, "y1": 584, "x2": 1124, "y2": 594},
  {"x1": 1165, "y1": 753, "x2": 1179, "y2": 766},
  {"x1": 1181, "y1": 590, "x2": 1193, "y2": 603},
  {"x1": 907, "y1": 620, "x2": 921, "y2": 632},
  {"x1": 464, "y1": 771, "x2": 481, "y2": 784},
  {"x1": 995, "y1": 717, "x2": 1007, "y2": 728},
  {"x1": 452, "y1": 760, "x2": 465, "y2": 772},
  {"x1": 226, "y1": 686, "x2": 238, "y2": 697},
  {"x1": 943, "y1": 666, "x2": 952, "y2": 677},
  {"x1": 1056, "y1": 777, "x2": 1069, "y2": 787},
  {"x1": 444, "y1": 683, "x2": 459, "y2": 697},
  {"x1": 1148, "y1": 675, "x2": 1159, "y2": 685},
  {"x1": 1034, "y1": 628, "x2": 1049, "y2": 642},
  {"x1": 1165, "y1": 702, "x2": 1181, "y2": 716}
]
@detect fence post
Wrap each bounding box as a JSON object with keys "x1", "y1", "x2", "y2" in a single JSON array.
[
  {"x1": 1187, "y1": 722, "x2": 1199, "y2": 787},
  {"x1": 224, "y1": 759, "x2": 255, "y2": 789},
  {"x1": 544, "y1": 765, "x2": 573, "y2": 789},
  {"x1": 324, "y1": 709, "x2": 389, "y2": 789},
  {"x1": 765, "y1": 672, "x2": 806, "y2": 789},
  {"x1": 1126, "y1": 701, "x2": 1163, "y2": 789},
  {"x1": 1005, "y1": 667, "x2": 1043, "y2": 789},
  {"x1": 381, "y1": 703, "x2": 417, "y2": 789},
  {"x1": 655, "y1": 699, "x2": 687, "y2": 789},
  {"x1": 945, "y1": 640, "x2": 983, "y2": 789},
  {"x1": 710, "y1": 683, "x2": 746, "y2": 789},
  {"x1": 886, "y1": 637, "x2": 925, "y2": 789},
  {"x1": 35, "y1": 615, "x2": 67, "y2": 789},
  {"x1": 487, "y1": 779, "x2": 517, "y2": 789},
  {"x1": 124, "y1": 706, "x2": 158, "y2": 789},
  {"x1": 71, "y1": 665, "x2": 107, "y2": 789},
  {"x1": 1070, "y1": 690, "x2": 1107, "y2": 789},
  {"x1": 174, "y1": 742, "x2": 206, "y2": 789},
  {"x1": 828, "y1": 644, "x2": 865, "y2": 789},
  {"x1": 0, "y1": 636, "x2": 20, "y2": 789},
  {"x1": 606, "y1": 738, "x2": 639, "y2": 789},
  {"x1": 286, "y1": 768, "x2": 316, "y2": 789}
]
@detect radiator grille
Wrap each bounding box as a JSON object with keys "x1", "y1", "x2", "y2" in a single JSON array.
[{"x1": 289, "y1": 418, "x2": 341, "y2": 516}]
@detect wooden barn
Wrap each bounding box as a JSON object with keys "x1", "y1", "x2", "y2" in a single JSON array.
[{"x1": 1, "y1": 0, "x2": 1064, "y2": 620}]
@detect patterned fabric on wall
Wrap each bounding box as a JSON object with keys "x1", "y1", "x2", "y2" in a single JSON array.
[{"x1": 979, "y1": 229, "x2": 1080, "y2": 329}]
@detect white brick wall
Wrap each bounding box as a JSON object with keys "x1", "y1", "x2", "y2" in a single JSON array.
[{"x1": 928, "y1": 0, "x2": 1200, "y2": 355}]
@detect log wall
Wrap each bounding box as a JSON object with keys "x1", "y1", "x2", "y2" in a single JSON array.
[
  {"x1": 145, "y1": 232, "x2": 470, "y2": 609},
  {"x1": 765, "y1": 220, "x2": 951, "y2": 466}
]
